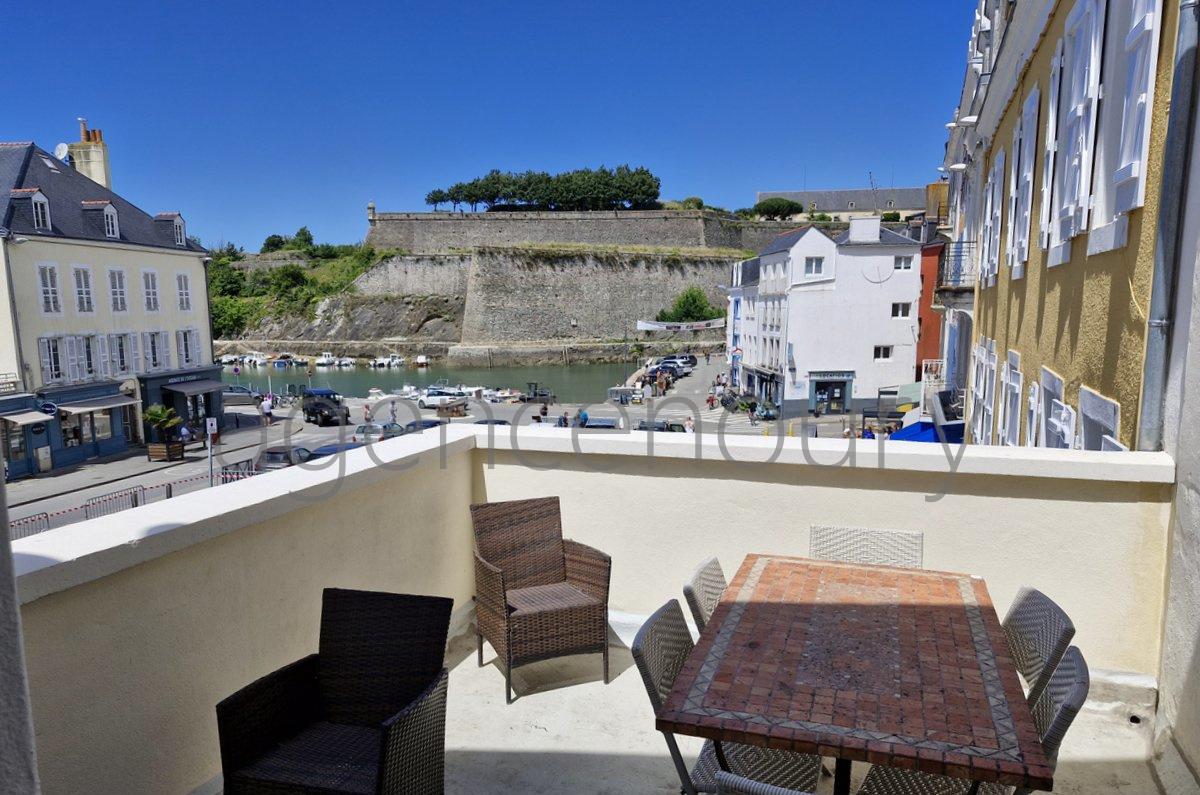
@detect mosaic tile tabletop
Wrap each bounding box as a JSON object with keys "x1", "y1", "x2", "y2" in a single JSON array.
[{"x1": 657, "y1": 554, "x2": 1054, "y2": 789}]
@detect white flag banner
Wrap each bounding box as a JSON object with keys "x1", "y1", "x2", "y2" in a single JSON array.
[{"x1": 636, "y1": 317, "x2": 726, "y2": 332}]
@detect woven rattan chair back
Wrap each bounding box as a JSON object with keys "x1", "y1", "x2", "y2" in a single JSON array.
[
  {"x1": 317, "y1": 588, "x2": 452, "y2": 726},
  {"x1": 809, "y1": 524, "x2": 924, "y2": 568},
  {"x1": 632, "y1": 599, "x2": 695, "y2": 712},
  {"x1": 470, "y1": 496, "x2": 567, "y2": 590},
  {"x1": 683, "y1": 556, "x2": 727, "y2": 632},
  {"x1": 1030, "y1": 645, "x2": 1089, "y2": 764},
  {"x1": 716, "y1": 771, "x2": 813, "y2": 795},
  {"x1": 1002, "y1": 587, "x2": 1076, "y2": 704}
]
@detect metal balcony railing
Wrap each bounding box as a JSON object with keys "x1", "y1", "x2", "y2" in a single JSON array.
[{"x1": 938, "y1": 241, "x2": 978, "y2": 288}]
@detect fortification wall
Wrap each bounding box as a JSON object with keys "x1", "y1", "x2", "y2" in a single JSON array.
[
  {"x1": 364, "y1": 209, "x2": 796, "y2": 252},
  {"x1": 352, "y1": 253, "x2": 471, "y2": 296},
  {"x1": 458, "y1": 248, "x2": 730, "y2": 343}
]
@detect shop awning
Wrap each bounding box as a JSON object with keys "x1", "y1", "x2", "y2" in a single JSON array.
[
  {"x1": 58, "y1": 394, "x2": 139, "y2": 415},
  {"x1": 0, "y1": 409, "x2": 52, "y2": 425},
  {"x1": 161, "y1": 379, "x2": 226, "y2": 397}
]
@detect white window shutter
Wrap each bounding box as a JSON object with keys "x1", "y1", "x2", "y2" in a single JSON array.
[
  {"x1": 65, "y1": 336, "x2": 79, "y2": 382},
  {"x1": 38, "y1": 338, "x2": 52, "y2": 383},
  {"x1": 176, "y1": 330, "x2": 185, "y2": 365},
  {"x1": 1048, "y1": 399, "x2": 1078, "y2": 448},
  {"x1": 1059, "y1": 0, "x2": 1106, "y2": 242},
  {"x1": 990, "y1": 151, "x2": 1005, "y2": 285},
  {"x1": 1017, "y1": 87, "x2": 1040, "y2": 273},
  {"x1": 1006, "y1": 128, "x2": 1020, "y2": 270},
  {"x1": 97, "y1": 335, "x2": 109, "y2": 378},
  {"x1": 1026, "y1": 382, "x2": 1042, "y2": 446},
  {"x1": 1113, "y1": 0, "x2": 1160, "y2": 214},
  {"x1": 129, "y1": 333, "x2": 140, "y2": 374},
  {"x1": 142, "y1": 331, "x2": 153, "y2": 371},
  {"x1": 998, "y1": 362, "x2": 1011, "y2": 444},
  {"x1": 161, "y1": 332, "x2": 172, "y2": 370}
]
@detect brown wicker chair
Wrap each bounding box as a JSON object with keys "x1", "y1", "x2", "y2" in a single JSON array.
[
  {"x1": 216, "y1": 588, "x2": 453, "y2": 794},
  {"x1": 470, "y1": 496, "x2": 611, "y2": 703}
]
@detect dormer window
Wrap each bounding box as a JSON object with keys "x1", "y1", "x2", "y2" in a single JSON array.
[
  {"x1": 104, "y1": 205, "x2": 119, "y2": 238},
  {"x1": 173, "y1": 218, "x2": 185, "y2": 246},
  {"x1": 887, "y1": 200, "x2": 895, "y2": 208},
  {"x1": 32, "y1": 192, "x2": 51, "y2": 231},
  {"x1": 847, "y1": 201, "x2": 856, "y2": 210}
]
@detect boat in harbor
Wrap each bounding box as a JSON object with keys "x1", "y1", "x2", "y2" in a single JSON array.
[
  {"x1": 391, "y1": 384, "x2": 422, "y2": 400},
  {"x1": 335, "y1": 356, "x2": 357, "y2": 367},
  {"x1": 219, "y1": 354, "x2": 240, "y2": 365},
  {"x1": 415, "y1": 355, "x2": 430, "y2": 367},
  {"x1": 242, "y1": 351, "x2": 268, "y2": 366},
  {"x1": 370, "y1": 354, "x2": 406, "y2": 368},
  {"x1": 314, "y1": 352, "x2": 336, "y2": 366}
]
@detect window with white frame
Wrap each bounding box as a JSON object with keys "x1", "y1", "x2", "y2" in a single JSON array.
[
  {"x1": 848, "y1": 201, "x2": 856, "y2": 210},
  {"x1": 103, "y1": 205, "x2": 119, "y2": 239},
  {"x1": 143, "y1": 331, "x2": 170, "y2": 371},
  {"x1": 1012, "y1": 88, "x2": 1039, "y2": 276},
  {"x1": 873, "y1": 345, "x2": 893, "y2": 361},
  {"x1": 142, "y1": 271, "x2": 159, "y2": 311},
  {"x1": 109, "y1": 269, "x2": 127, "y2": 312},
  {"x1": 32, "y1": 193, "x2": 51, "y2": 230},
  {"x1": 997, "y1": 351, "x2": 1024, "y2": 446},
  {"x1": 79, "y1": 335, "x2": 99, "y2": 379},
  {"x1": 177, "y1": 273, "x2": 192, "y2": 311},
  {"x1": 1078, "y1": 386, "x2": 1125, "y2": 450},
  {"x1": 1049, "y1": 0, "x2": 1106, "y2": 266},
  {"x1": 173, "y1": 218, "x2": 185, "y2": 246},
  {"x1": 38, "y1": 337, "x2": 64, "y2": 383},
  {"x1": 1089, "y1": 0, "x2": 1162, "y2": 251},
  {"x1": 72, "y1": 267, "x2": 94, "y2": 313},
  {"x1": 804, "y1": 257, "x2": 824, "y2": 277},
  {"x1": 887, "y1": 200, "x2": 895, "y2": 209},
  {"x1": 1041, "y1": 39, "x2": 1065, "y2": 250},
  {"x1": 38, "y1": 264, "x2": 61, "y2": 313},
  {"x1": 981, "y1": 150, "x2": 1005, "y2": 286},
  {"x1": 891, "y1": 302, "x2": 911, "y2": 318},
  {"x1": 1026, "y1": 382, "x2": 1042, "y2": 446},
  {"x1": 109, "y1": 333, "x2": 134, "y2": 375},
  {"x1": 894, "y1": 256, "x2": 914, "y2": 271},
  {"x1": 1040, "y1": 367, "x2": 1076, "y2": 448},
  {"x1": 970, "y1": 338, "x2": 998, "y2": 444},
  {"x1": 176, "y1": 329, "x2": 199, "y2": 366}
]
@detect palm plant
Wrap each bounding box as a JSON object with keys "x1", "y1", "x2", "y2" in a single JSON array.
[{"x1": 143, "y1": 404, "x2": 182, "y2": 441}]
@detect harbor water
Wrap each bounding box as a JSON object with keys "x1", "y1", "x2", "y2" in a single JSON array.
[{"x1": 220, "y1": 361, "x2": 638, "y2": 404}]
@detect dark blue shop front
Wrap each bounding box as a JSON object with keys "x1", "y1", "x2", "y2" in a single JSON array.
[
  {"x1": 139, "y1": 366, "x2": 226, "y2": 432},
  {"x1": 2, "y1": 383, "x2": 137, "y2": 480}
]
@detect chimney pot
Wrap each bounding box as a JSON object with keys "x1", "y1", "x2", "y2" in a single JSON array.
[{"x1": 78, "y1": 118, "x2": 88, "y2": 141}]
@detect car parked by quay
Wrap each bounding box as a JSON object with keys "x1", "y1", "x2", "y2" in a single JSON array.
[
  {"x1": 351, "y1": 423, "x2": 405, "y2": 443},
  {"x1": 254, "y1": 444, "x2": 313, "y2": 471},
  {"x1": 222, "y1": 384, "x2": 263, "y2": 406},
  {"x1": 301, "y1": 388, "x2": 351, "y2": 426}
]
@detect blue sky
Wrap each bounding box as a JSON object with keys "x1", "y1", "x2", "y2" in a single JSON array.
[{"x1": 3, "y1": 2, "x2": 974, "y2": 250}]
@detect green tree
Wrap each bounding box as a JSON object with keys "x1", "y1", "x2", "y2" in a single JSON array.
[
  {"x1": 656, "y1": 286, "x2": 725, "y2": 323},
  {"x1": 260, "y1": 234, "x2": 287, "y2": 253},
  {"x1": 880, "y1": 211, "x2": 901, "y2": 222},
  {"x1": 207, "y1": 258, "x2": 246, "y2": 297},
  {"x1": 291, "y1": 226, "x2": 314, "y2": 249},
  {"x1": 679, "y1": 196, "x2": 705, "y2": 210},
  {"x1": 425, "y1": 189, "x2": 449, "y2": 210},
  {"x1": 753, "y1": 198, "x2": 804, "y2": 220}
]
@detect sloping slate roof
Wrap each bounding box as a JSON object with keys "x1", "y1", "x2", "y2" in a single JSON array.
[
  {"x1": 757, "y1": 225, "x2": 839, "y2": 256},
  {"x1": 755, "y1": 186, "x2": 926, "y2": 211},
  {"x1": 0, "y1": 142, "x2": 204, "y2": 252},
  {"x1": 832, "y1": 226, "x2": 920, "y2": 247}
]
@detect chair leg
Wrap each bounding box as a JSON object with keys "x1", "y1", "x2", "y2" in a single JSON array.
[
  {"x1": 602, "y1": 643, "x2": 610, "y2": 684},
  {"x1": 476, "y1": 633, "x2": 484, "y2": 667},
  {"x1": 505, "y1": 663, "x2": 513, "y2": 704}
]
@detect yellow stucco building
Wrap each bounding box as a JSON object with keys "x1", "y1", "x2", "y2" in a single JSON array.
[{"x1": 945, "y1": 0, "x2": 1177, "y2": 451}]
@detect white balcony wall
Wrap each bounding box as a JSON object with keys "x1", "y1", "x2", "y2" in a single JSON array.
[{"x1": 10, "y1": 427, "x2": 1177, "y2": 793}]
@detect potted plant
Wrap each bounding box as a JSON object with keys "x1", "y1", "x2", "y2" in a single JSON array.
[{"x1": 144, "y1": 404, "x2": 185, "y2": 461}]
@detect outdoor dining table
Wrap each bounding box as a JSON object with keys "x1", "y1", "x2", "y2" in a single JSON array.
[{"x1": 656, "y1": 554, "x2": 1055, "y2": 795}]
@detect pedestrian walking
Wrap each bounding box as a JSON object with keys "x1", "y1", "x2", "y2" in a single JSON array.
[
  {"x1": 705, "y1": 351, "x2": 711, "y2": 365},
  {"x1": 685, "y1": 417, "x2": 695, "y2": 433},
  {"x1": 261, "y1": 394, "x2": 274, "y2": 426},
  {"x1": 558, "y1": 412, "x2": 569, "y2": 428},
  {"x1": 540, "y1": 403, "x2": 548, "y2": 419},
  {"x1": 389, "y1": 400, "x2": 397, "y2": 424},
  {"x1": 363, "y1": 402, "x2": 371, "y2": 423}
]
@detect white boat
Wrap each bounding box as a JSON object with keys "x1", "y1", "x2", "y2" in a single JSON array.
[
  {"x1": 392, "y1": 384, "x2": 422, "y2": 400},
  {"x1": 243, "y1": 351, "x2": 267, "y2": 366},
  {"x1": 415, "y1": 355, "x2": 430, "y2": 367},
  {"x1": 335, "y1": 357, "x2": 356, "y2": 368},
  {"x1": 370, "y1": 353, "x2": 406, "y2": 368},
  {"x1": 367, "y1": 387, "x2": 388, "y2": 401},
  {"x1": 313, "y1": 352, "x2": 336, "y2": 366},
  {"x1": 219, "y1": 354, "x2": 240, "y2": 365}
]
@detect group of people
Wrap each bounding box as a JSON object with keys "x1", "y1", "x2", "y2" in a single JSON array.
[
  {"x1": 842, "y1": 422, "x2": 903, "y2": 440},
  {"x1": 531, "y1": 404, "x2": 589, "y2": 428}
]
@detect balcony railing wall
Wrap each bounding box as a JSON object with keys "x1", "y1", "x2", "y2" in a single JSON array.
[
  {"x1": 11, "y1": 427, "x2": 1177, "y2": 794},
  {"x1": 938, "y1": 240, "x2": 978, "y2": 287}
]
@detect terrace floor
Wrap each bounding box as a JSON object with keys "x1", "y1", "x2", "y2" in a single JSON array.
[{"x1": 443, "y1": 627, "x2": 1165, "y2": 794}]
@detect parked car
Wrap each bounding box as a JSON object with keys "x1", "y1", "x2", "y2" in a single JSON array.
[
  {"x1": 222, "y1": 384, "x2": 263, "y2": 406},
  {"x1": 351, "y1": 422, "x2": 405, "y2": 442},
  {"x1": 635, "y1": 419, "x2": 686, "y2": 432},
  {"x1": 301, "y1": 388, "x2": 351, "y2": 426},
  {"x1": 668, "y1": 353, "x2": 698, "y2": 367},
  {"x1": 307, "y1": 442, "x2": 365, "y2": 460},
  {"x1": 474, "y1": 419, "x2": 511, "y2": 426},
  {"x1": 417, "y1": 386, "x2": 467, "y2": 409},
  {"x1": 254, "y1": 445, "x2": 313, "y2": 471},
  {"x1": 646, "y1": 363, "x2": 682, "y2": 380},
  {"x1": 405, "y1": 418, "x2": 448, "y2": 433},
  {"x1": 582, "y1": 417, "x2": 620, "y2": 429},
  {"x1": 658, "y1": 356, "x2": 694, "y2": 375}
]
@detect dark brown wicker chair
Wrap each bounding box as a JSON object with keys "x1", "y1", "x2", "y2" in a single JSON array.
[
  {"x1": 216, "y1": 588, "x2": 453, "y2": 794},
  {"x1": 470, "y1": 496, "x2": 611, "y2": 703}
]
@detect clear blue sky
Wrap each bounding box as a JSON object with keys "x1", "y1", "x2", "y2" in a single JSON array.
[{"x1": 3, "y1": 2, "x2": 974, "y2": 250}]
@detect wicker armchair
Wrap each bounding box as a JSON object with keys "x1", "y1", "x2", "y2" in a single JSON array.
[
  {"x1": 632, "y1": 600, "x2": 822, "y2": 795},
  {"x1": 470, "y1": 496, "x2": 611, "y2": 703},
  {"x1": 809, "y1": 524, "x2": 924, "y2": 568},
  {"x1": 717, "y1": 771, "x2": 815, "y2": 795},
  {"x1": 683, "y1": 556, "x2": 727, "y2": 632},
  {"x1": 216, "y1": 588, "x2": 453, "y2": 795}
]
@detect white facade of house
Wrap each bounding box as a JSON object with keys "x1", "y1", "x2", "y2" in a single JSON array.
[{"x1": 732, "y1": 218, "x2": 922, "y2": 416}]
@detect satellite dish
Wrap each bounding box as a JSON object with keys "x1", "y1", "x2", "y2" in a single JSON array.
[{"x1": 53, "y1": 143, "x2": 70, "y2": 160}]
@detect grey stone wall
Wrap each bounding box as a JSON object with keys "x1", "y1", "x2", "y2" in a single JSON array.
[
  {"x1": 352, "y1": 253, "x2": 470, "y2": 297},
  {"x1": 365, "y1": 209, "x2": 797, "y2": 253},
  {"x1": 459, "y1": 248, "x2": 730, "y2": 343}
]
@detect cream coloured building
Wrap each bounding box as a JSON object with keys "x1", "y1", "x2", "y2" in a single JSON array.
[{"x1": 0, "y1": 136, "x2": 220, "y2": 478}]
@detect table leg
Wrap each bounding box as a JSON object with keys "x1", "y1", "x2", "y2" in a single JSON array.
[
  {"x1": 833, "y1": 759, "x2": 851, "y2": 795},
  {"x1": 714, "y1": 740, "x2": 731, "y2": 772},
  {"x1": 966, "y1": 784, "x2": 981, "y2": 795}
]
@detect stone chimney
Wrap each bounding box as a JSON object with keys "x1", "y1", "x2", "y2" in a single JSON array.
[
  {"x1": 848, "y1": 216, "x2": 881, "y2": 243},
  {"x1": 66, "y1": 118, "x2": 112, "y2": 189}
]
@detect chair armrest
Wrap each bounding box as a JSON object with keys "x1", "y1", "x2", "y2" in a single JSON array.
[
  {"x1": 564, "y1": 539, "x2": 611, "y2": 603},
  {"x1": 379, "y1": 668, "x2": 449, "y2": 794},
  {"x1": 474, "y1": 551, "x2": 507, "y2": 617},
  {"x1": 215, "y1": 653, "x2": 320, "y2": 775}
]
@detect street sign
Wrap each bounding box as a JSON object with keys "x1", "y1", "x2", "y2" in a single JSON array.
[
  {"x1": 39, "y1": 401, "x2": 57, "y2": 415},
  {"x1": 232, "y1": 365, "x2": 241, "y2": 375},
  {"x1": 206, "y1": 417, "x2": 218, "y2": 435}
]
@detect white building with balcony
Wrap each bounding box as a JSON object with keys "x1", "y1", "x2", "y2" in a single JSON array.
[{"x1": 732, "y1": 218, "x2": 922, "y2": 417}]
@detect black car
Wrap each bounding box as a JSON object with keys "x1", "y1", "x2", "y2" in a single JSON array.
[
  {"x1": 636, "y1": 419, "x2": 686, "y2": 432},
  {"x1": 307, "y1": 442, "x2": 365, "y2": 460},
  {"x1": 405, "y1": 418, "x2": 448, "y2": 433},
  {"x1": 647, "y1": 363, "x2": 682, "y2": 379},
  {"x1": 473, "y1": 419, "x2": 511, "y2": 426},
  {"x1": 301, "y1": 388, "x2": 351, "y2": 426}
]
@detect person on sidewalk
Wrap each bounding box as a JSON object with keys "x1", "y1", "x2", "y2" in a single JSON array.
[
  {"x1": 685, "y1": 417, "x2": 695, "y2": 433},
  {"x1": 261, "y1": 395, "x2": 274, "y2": 426}
]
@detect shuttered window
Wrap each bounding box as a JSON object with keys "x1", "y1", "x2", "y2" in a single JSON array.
[
  {"x1": 1040, "y1": 368, "x2": 1074, "y2": 448},
  {"x1": 1041, "y1": 40, "x2": 1065, "y2": 250},
  {"x1": 38, "y1": 264, "x2": 61, "y2": 314},
  {"x1": 109, "y1": 269, "x2": 127, "y2": 312},
  {"x1": 970, "y1": 337, "x2": 998, "y2": 445},
  {"x1": 1079, "y1": 386, "x2": 1123, "y2": 451},
  {"x1": 997, "y1": 351, "x2": 1023, "y2": 447},
  {"x1": 1113, "y1": 0, "x2": 1161, "y2": 214},
  {"x1": 38, "y1": 338, "x2": 64, "y2": 383},
  {"x1": 177, "y1": 273, "x2": 192, "y2": 311},
  {"x1": 1026, "y1": 382, "x2": 1042, "y2": 446},
  {"x1": 1013, "y1": 88, "x2": 1040, "y2": 277},
  {"x1": 143, "y1": 271, "x2": 159, "y2": 312},
  {"x1": 1050, "y1": 0, "x2": 1107, "y2": 266},
  {"x1": 73, "y1": 267, "x2": 94, "y2": 313}
]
